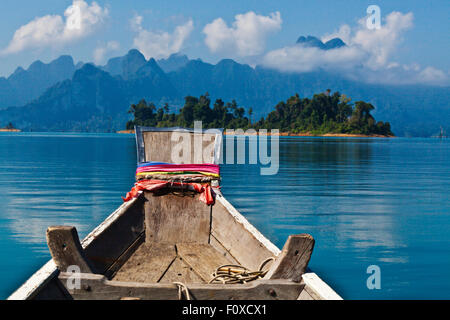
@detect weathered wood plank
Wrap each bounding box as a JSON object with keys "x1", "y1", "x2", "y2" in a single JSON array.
[
  {"x1": 104, "y1": 232, "x2": 145, "y2": 279},
  {"x1": 176, "y1": 243, "x2": 234, "y2": 282},
  {"x1": 297, "y1": 288, "x2": 314, "y2": 300},
  {"x1": 33, "y1": 277, "x2": 72, "y2": 300},
  {"x1": 265, "y1": 234, "x2": 315, "y2": 282},
  {"x1": 142, "y1": 131, "x2": 218, "y2": 164},
  {"x1": 209, "y1": 234, "x2": 241, "y2": 265},
  {"x1": 83, "y1": 195, "x2": 145, "y2": 273},
  {"x1": 158, "y1": 257, "x2": 204, "y2": 284},
  {"x1": 302, "y1": 272, "x2": 343, "y2": 300},
  {"x1": 58, "y1": 273, "x2": 304, "y2": 300},
  {"x1": 46, "y1": 226, "x2": 94, "y2": 273},
  {"x1": 211, "y1": 195, "x2": 278, "y2": 270},
  {"x1": 145, "y1": 192, "x2": 211, "y2": 244},
  {"x1": 113, "y1": 243, "x2": 177, "y2": 283}
]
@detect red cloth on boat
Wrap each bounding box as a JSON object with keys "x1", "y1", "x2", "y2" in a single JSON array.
[{"x1": 122, "y1": 179, "x2": 215, "y2": 205}]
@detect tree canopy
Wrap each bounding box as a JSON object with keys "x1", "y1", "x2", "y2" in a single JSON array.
[
  {"x1": 2, "y1": 122, "x2": 15, "y2": 130},
  {"x1": 126, "y1": 91, "x2": 393, "y2": 136}
]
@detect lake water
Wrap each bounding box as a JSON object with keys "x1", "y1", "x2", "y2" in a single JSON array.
[{"x1": 0, "y1": 132, "x2": 449, "y2": 299}]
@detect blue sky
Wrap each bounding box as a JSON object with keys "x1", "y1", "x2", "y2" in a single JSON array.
[{"x1": 0, "y1": 0, "x2": 448, "y2": 85}]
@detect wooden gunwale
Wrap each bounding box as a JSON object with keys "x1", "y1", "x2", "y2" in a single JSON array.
[
  {"x1": 7, "y1": 197, "x2": 140, "y2": 300},
  {"x1": 58, "y1": 272, "x2": 305, "y2": 300}
]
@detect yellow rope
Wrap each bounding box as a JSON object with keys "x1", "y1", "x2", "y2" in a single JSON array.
[
  {"x1": 172, "y1": 257, "x2": 275, "y2": 299},
  {"x1": 209, "y1": 257, "x2": 275, "y2": 284}
]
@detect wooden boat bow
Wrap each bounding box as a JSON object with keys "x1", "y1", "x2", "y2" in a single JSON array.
[{"x1": 8, "y1": 126, "x2": 342, "y2": 300}]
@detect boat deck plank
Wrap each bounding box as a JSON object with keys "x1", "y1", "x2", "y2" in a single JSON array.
[
  {"x1": 176, "y1": 243, "x2": 235, "y2": 282},
  {"x1": 113, "y1": 243, "x2": 176, "y2": 283},
  {"x1": 158, "y1": 257, "x2": 204, "y2": 284}
]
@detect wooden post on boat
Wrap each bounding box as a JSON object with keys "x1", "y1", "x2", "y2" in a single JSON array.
[
  {"x1": 46, "y1": 226, "x2": 95, "y2": 274},
  {"x1": 265, "y1": 234, "x2": 315, "y2": 282}
]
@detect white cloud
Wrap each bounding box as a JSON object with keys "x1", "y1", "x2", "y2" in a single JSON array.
[
  {"x1": 321, "y1": 24, "x2": 352, "y2": 45},
  {"x1": 348, "y1": 64, "x2": 449, "y2": 86},
  {"x1": 93, "y1": 41, "x2": 120, "y2": 64},
  {"x1": 130, "y1": 14, "x2": 143, "y2": 32},
  {"x1": 1, "y1": 1, "x2": 108, "y2": 55},
  {"x1": 203, "y1": 11, "x2": 282, "y2": 57},
  {"x1": 132, "y1": 15, "x2": 193, "y2": 59},
  {"x1": 417, "y1": 67, "x2": 448, "y2": 84},
  {"x1": 263, "y1": 45, "x2": 367, "y2": 73},
  {"x1": 262, "y1": 11, "x2": 448, "y2": 85},
  {"x1": 351, "y1": 12, "x2": 414, "y2": 69}
]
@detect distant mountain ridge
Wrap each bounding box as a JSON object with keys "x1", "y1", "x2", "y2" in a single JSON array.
[
  {"x1": 0, "y1": 55, "x2": 76, "y2": 107},
  {"x1": 0, "y1": 48, "x2": 448, "y2": 136},
  {"x1": 157, "y1": 53, "x2": 190, "y2": 73},
  {"x1": 0, "y1": 50, "x2": 187, "y2": 110}
]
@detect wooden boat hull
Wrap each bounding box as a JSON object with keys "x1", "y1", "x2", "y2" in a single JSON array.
[
  {"x1": 8, "y1": 127, "x2": 341, "y2": 300},
  {"x1": 8, "y1": 192, "x2": 341, "y2": 300}
]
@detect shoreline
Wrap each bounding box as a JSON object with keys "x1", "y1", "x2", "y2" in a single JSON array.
[
  {"x1": 224, "y1": 131, "x2": 393, "y2": 138},
  {"x1": 0, "y1": 128, "x2": 21, "y2": 132},
  {"x1": 117, "y1": 129, "x2": 393, "y2": 138},
  {"x1": 116, "y1": 130, "x2": 135, "y2": 134}
]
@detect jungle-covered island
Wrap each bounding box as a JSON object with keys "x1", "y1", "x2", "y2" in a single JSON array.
[{"x1": 125, "y1": 90, "x2": 393, "y2": 137}]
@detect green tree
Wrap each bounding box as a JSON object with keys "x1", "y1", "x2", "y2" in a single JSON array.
[{"x1": 125, "y1": 92, "x2": 393, "y2": 136}]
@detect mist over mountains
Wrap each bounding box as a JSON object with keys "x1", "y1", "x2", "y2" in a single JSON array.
[{"x1": 0, "y1": 40, "x2": 448, "y2": 136}]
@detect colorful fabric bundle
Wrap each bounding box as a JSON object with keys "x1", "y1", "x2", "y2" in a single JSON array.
[
  {"x1": 122, "y1": 179, "x2": 215, "y2": 205},
  {"x1": 135, "y1": 162, "x2": 220, "y2": 180},
  {"x1": 123, "y1": 162, "x2": 220, "y2": 205}
]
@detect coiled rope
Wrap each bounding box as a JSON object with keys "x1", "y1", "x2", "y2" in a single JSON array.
[
  {"x1": 208, "y1": 257, "x2": 275, "y2": 284},
  {"x1": 173, "y1": 257, "x2": 275, "y2": 299}
]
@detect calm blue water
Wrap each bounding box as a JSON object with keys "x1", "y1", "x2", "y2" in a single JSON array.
[{"x1": 0, "y1": 133, "x2": 449, "y2": 299}]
